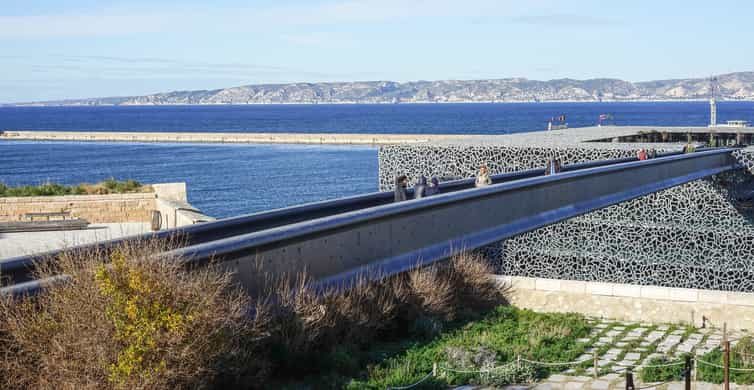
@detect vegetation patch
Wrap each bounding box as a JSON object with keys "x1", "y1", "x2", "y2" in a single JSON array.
[
  {"x1": 697, "y1": 336, "x2": 754, "y2": 384},
  {"x1": 346, "y1": 306, "x2": 591, "y2": 388},
  {"x1": 640, "y1": 355, "x2": 688, "y2": 383},
  {"x1": 0, "y1": 179, "x2": 151, "y2": 197},
  {"x1": 0, "y1": 238, "x2": 260, "y2": 389},
  {"x1": 1, "y1": 243, "x2": 531, "y2": 389}
]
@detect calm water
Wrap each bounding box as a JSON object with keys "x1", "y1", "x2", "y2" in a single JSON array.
[
  {"x1": 1, "y1": 102, "x2": 752, "y2": 218},
  {"x1": 0, "y1": 141, "x2": 376, "y2": 218},
  {"x1": 2, "y1": 101, "x2": 754, "y2": 134}
]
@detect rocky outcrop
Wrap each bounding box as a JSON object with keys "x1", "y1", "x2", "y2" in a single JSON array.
[{"x1": 14, "y1": 72, "x2": 754, "y2": 106}]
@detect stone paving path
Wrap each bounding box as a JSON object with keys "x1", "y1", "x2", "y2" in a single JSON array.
[{"x1": 456, "y1": 318, "x2": 753, "y2": 390}]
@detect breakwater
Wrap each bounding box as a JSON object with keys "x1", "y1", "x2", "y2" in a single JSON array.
[{"x1": 0, "y1": 131, "x2": 467, "y2": 145}]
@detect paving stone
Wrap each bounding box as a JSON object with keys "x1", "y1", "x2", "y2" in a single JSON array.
[
  {"x1": 605, "y1": 330, "x2": 621, "y2": 337},
  {"x1": 597, "y1": 359, "x2": 612, "y2": 367},
  {"x1": 676, "y1": 344, "x2": 694, "y2": 353},
  {"x1": 613, "y1": 326, "x2": 626, "y2": 331},
  {"x1": 624, "y1": 352, "x2": 641, "y2": 360},
  {"x1": 634, "y1": 347, "x2": 647, "y2": 352},
  {"x1": 572, "y1": 376, "x2": 591, "y2": 382},
  {"x1": 590, "y1": 380, "x2": 610, "y2": 389},
  {"x1": 606, "y1": 348, "x2": 622, "y2": 355},
  {"x1": 671, "y1": 329, "x2": 685, "y2": 335},
  {"x1": 549, "y1": 375, "x2": 569, "y2": 382},
  {"x1": 667, "y1": 383, "x2": 685, "y2": 390},
  {"x1": 595, "y1": 323, "x2": 609, "y2": 329},
  {"x1": 598, "y1": 337, "x2": 612, "y2": 343},
  {"x1": 657, "y1": 325, "x2": 669, "y2": 331},
  {"x1": 640, "y1": 341, "x2": 652, "y2": 347},
  {"x1": 646, "y1": 331, "x2": 666, "y2": 342},
  {"x1": 564, "y1": 382, "x2": 584, "y2": 390},
  {"x1": 601, "y1": 373, "x2": 620, "y2": 380},
  {"x1": 534, "y1": 384, "x2": 553, "y2": 390},
  {"x1": 615, "y1": 342, "x2": 628, "y2": 347},
  {"x1": 565, "y1": 368, "x2": 576, "y2": 374}
]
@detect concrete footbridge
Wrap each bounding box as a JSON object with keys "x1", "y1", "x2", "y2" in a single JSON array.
[{"x1": 0, "y1": 147, "x2": 740, "y2": 297}]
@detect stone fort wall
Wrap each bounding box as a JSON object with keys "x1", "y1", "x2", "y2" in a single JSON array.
[{"x1": 0, "y1": 193, "x2": 157, "y2": 224}]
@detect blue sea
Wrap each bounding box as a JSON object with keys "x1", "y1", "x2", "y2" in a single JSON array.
[{"x1": 2, "y1": 102, "x2": 753, "y2": 218}]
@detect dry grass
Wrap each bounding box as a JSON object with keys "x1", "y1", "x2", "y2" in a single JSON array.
[
  {"x1": 0, "y1": 244, "x2": 508, "y2": 388},
  {"x1": 0, "y1": 238, "x2": 259, "y2": 390}
]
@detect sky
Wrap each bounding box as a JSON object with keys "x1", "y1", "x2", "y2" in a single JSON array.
[{"x1": 2, "y1": 0, "x2": 754, "y2": 103}]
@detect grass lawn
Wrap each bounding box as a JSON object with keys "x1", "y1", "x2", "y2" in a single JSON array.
[{"x1": 277, "y1": 306, "x2": 592, "y2": 389}]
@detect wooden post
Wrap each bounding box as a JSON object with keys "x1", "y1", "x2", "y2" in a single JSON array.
[
  {"x1": 724, "y1": 340, "x2": 731, "y2": 390},
  {"x1": 626, "y1": 369, "x2": 635, "y2": 390},
  {"x1": 593, "y1": 350, "x2": 599, "y2": 379},
  {"x1": 685, "y1": 355, "x2": 692, "y2": 390}
]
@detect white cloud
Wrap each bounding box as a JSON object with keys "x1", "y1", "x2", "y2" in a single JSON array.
[{"x1": 0, "y1": 0, "x2": 552, "y2": 39}]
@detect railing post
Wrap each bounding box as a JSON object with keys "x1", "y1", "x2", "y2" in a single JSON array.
[
  {"x1": 685, "y1": 355, "x2": 692, "y2": 390},
  {"x1": 626, "y1": 368, "x2": 635, "y2": 390},
  {"x1": 432, "y1": 362, "x2": 437, "y2": 377},
  {"x1": 593, "y1": 350, "x2": 599, "y2": 379},
  {"x1": 724, "y1": 340, "x2": 731, "y2": 390}
]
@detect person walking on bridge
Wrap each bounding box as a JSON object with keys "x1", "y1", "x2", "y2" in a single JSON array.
[
  {"x1": 413, "y1": 176, "x2": 428, "y2": 199},
  {"x1": 394, "y1": 175, "x2": 408, "y2": 202},
  {"x1": 425, "y1": 177, "x2": 440, "y2": 196},
  {"x1": 475, "y1": 165, "x2": 492, "y2": 187}
]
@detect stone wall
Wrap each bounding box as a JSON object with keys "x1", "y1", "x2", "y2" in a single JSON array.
[
  {"x1": 0, "y1": 193, "x2": 156, "y2": 224},
  {"x1": 497, "y1": 275, "x2": 754, "y2": 331}
]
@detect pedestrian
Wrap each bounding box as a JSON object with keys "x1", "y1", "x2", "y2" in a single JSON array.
[
  {"x1": 394, "y1": 175, "x2": 408, "y2": 202},
  {"x1": 637, "y1": 148, "x2": 648, "y2": 161},
  {"x1": 648, "y1": 149, "x2": 657, "y2": 159},
  {"x1": 475, "y1": 165, "x2": 492, "y2": 187},
  {"x1": 544, "y1": 157, "x2": 562, "y2": 175},
  {"x1": 414, "y1": 176, "x2": 428, "y2": 199},
  {"x1": 425, "y1": 177, "x2": 440, "y2": 196}
]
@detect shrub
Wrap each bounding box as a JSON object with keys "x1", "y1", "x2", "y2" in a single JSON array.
[
  {"x1": 0, "y1": 238, "x2": 260, "y2": 390},
  {"x1": 0, "y1": 179, "x2": 152, "y2": 197},
  {"x1": 640, "y1": 355, "x2": 688, "y2": 383},
  {"x1": 698, "y1": 337, "x2": 754, "y2": 384},
  {"x1": 0, "y1": 247, "x2": 511, "y2": 388}
]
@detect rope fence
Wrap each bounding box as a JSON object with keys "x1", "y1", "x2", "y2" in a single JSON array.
[
  {"x1": 386, "y1": 354, "x2": 754, "y2": 389},
  {"x1": 696, "y1": 358, "x2": 754, "y2": 372},
  {"x1": 386, "y1": 371, "x2": 434, "y2": 390}
]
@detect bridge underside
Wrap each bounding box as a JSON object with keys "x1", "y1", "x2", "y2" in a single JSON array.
[{"x1": 379, "y1": 126, "x2": 754, "y2": 292}]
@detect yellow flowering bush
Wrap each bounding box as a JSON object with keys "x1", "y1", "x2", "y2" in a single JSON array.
[{"x1": 95, "y1": 250, "x2": 195, "y2": 387}]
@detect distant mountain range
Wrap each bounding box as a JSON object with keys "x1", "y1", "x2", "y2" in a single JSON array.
[{"x1": 11, "y1": 72, "x2": 754, "y2": 106}]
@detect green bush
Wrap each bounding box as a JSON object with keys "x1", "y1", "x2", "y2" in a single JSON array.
[
  {"x1": 640, "y1": 355, "x2": 688, "y2": 382},
  {"x1": 0, "y1": 179, "x2": 151, "y2": 197},
  {"x1": 698, "y1": 337, "x2": 754, "y2": 384}
]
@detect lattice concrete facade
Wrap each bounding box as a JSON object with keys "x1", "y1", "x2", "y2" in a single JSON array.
[{"x1": 378, "y1": 126, "x2": 754, "y2": 292}]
